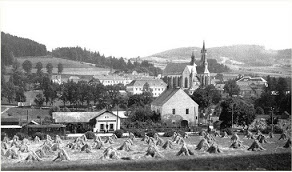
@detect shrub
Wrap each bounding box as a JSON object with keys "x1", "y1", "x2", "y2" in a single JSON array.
[
  {"x1": 146, "y1": 130, "x2": 156, "y2": 137},
  {"x1": 221, "y1": 128, "x2": 233, "y2": 135},
  {"x1": 32, "y1": 132, "x2": 46, "y2": 140},
  {"x1": 16, "y1": 132, "x2": 28, "y2": 140},
  {"x1": 163, "y1": 130, "x2": 174, "y2": 137},
  {"x1": 113, "y1": 129, "x2": 124, "y2": 138},
  {"x1": 84, "y1": 131, "x2": 96, "y2": 139},
  {"x1": 1, "y1": 132, "x2": 7, "y2": 141},
  {"x1": 131, "y1": 129, "x2": 145, "y2": 138},
  {"x1": 255, "y1": 107, "x2": 265, "y2": 115}
]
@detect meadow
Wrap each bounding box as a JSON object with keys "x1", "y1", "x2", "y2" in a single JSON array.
[{"x1": 1, "y1": 133, "x2": 291, "y2": 171}]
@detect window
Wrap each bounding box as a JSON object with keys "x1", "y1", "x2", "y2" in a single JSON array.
[
  {"x1": 100, "y1": 124, "x2": 104, "y2": 130},
  {"x1": 172, "y1": 109, "x2": 175, "y2": 114},
  {"x1": 136, "y1": 88, "x2": 138, "y2": 91},
  {"x1": 110, "y1": 124, "x2": 114, "y2": 130},
  {"x1": 186, "y1": 108, "x2": 189, "y2": 114}
]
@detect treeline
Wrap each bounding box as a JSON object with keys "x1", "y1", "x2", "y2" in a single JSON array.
[
  {"x1": 1, "y1": 32, "x2": 47, "y2": 66},
  {"x1": 52, "y1": 47, "x2": 162, "y2": 76}
]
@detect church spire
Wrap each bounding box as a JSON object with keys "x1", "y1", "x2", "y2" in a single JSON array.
[{"x1": 190, "y1": 50, "x2": 196, "y2": 65}]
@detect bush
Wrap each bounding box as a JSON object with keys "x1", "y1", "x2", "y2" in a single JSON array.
[
  {"x1": 221, "y1": 128, "x2": 233, "y2": 135},
  {"x1": 113, "y1": 129, "x2": 124, "y2": 138},
  {"x1": 130, "y1": 129, "x2": 145, "y2": 138},
  {"x1": 163, "y1": 130, "x2": 174, "y2": 137},
  {"x1": 146, "y1": 130, "x2": 156, "y2": 137},
  {"x1": 16, "y1": 132, "x2": 28, "y2": 140},
  {"x1": 1, "y1": 132, "x2": 7, "y2": 141},
  {"x1": 84, "y1": 131, "x2": 96, "y2": 139},
  {"x1": 32, "y1": 132, "x2": 46, "y2": 140}
]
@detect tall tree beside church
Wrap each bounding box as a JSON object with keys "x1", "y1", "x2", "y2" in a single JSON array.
[{"x1": 224, "y1": 79, "x2": 240, "y2": 97}]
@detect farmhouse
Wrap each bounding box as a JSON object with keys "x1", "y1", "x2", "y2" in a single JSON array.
[
  {"x1": 52, "y1": 109, "x2": 127, "y2": 133},
  {"x1": 126, "y1": 79, "x2": 167, "y2": 97},
  {"x1": 151, "y1": 88, "x2": 199, "y2": 128},
  {"x1": 1, "y1": 118, "x2": 22, "y2": 137},
  {"x1": 93, "y1": 75, "x2": 132, "y2": 86},
  {"x1": 236, "y1": 76, "x2": 267, "y2": 98}
]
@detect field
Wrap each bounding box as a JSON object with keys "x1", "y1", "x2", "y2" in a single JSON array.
[
  {"x1": 1, "y1": 134, "x2": 291, "y2": 170},
  {"x1": 1, "y1": 107, "x2": 50, "y2": 123},
  {"x1": 8, "y1": 56, "x2": 111, "y2": 75}
]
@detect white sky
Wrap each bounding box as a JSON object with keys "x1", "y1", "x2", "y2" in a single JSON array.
[{"x1": 1, "y1": 0, "x2": 292, "y2": 58}]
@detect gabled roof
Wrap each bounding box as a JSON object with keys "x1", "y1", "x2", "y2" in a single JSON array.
[
  {"x1": 151, "y1": 88, "x2": 181, "y2": 106},
  {"x1": 163, "y1": 63, "x2": 188, "y2": 75},
  {"x1": 127, "y1": 79, "x2": 167, "y2": 87},
  {"x1": 52, "y1": 109, "x2": 122, "y2": 123}
]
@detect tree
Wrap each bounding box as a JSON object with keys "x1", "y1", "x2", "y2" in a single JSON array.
[
  {"x1": 223, "y1": 79, "x2": 240, "y2": 97},
  {"x1": 191, "y1": 85, "x2": 222, "y2": 110},
  {"x1": 57, "y1": 63, "x2": 63, "y2": 74},
  {"x1": 12, "y1": 59, "x2": 20, "y2": 72},
  {"x1": 36, "y1": 62, "x2": 43, "y2": 74},
  {"x1": 219, "y1": 97, "x2": 255, "y2": 129},
  {"x1": 15, "y1": 87, "x2": 26, "y2": 102},
  {"x1": 3, "y1": 81, "x2": 16, "y2": 103},
  {"x1": 22, "y1": 60, "x2": 33, "y2": 74},
  {"x1": 46, "y1": 63, "x2": 53, "y2": 74},
  {"x1": 127, "y1": 92, "x2": 153, "y2": 108},
  {"x1": 34, "y1": 93, "x2": 45, "y2": 108}
]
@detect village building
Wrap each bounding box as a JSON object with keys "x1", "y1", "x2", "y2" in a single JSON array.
[
  {"x1": 236, "y1": 76, "x2": 268, "y2": 98},
  {"x1": 162, "y1": 41, "x2": 211, "y2": 95},
  {"x1": 51, "y1": 75, "x2": 62, "y2": 84},
  {"x1": 151, "y1": 88, "x2": 199, "y2": 128},
  {"x1": 93, "y1": 75, "x2": 132, "y2": 86},
  {"x1": 1, "y1": 118, "x2": 22, "y2": 138},
  {"x1": 126, "y1": 79, "x2": 167, "y2": 97},
  {"x1": 52, "y1": 109, "x2": 127, "y2": 133}
]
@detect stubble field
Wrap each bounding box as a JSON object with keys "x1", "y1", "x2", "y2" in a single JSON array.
[{"x1": 1, "y1": 134, "x2": 291, "y2": 171}]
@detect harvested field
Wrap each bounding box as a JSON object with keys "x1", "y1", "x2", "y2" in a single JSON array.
[{"x1": 1, "y1": 134, "x2": 291, "y2": 170}]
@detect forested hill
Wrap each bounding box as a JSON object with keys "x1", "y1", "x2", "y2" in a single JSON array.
[
  {"x1": 52, "y1": 47, "x2": 162, "y2": 76},
  {"x1": 1, "y1": 32, "x2": 47, "y2": 66},
  {"x1": 148, "y1": 45, "x2": 291, "y2": 66}
]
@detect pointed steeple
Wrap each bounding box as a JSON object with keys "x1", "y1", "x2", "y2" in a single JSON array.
[{"x1": 190, "y1": 50, "x2": 196, "y2": 65}]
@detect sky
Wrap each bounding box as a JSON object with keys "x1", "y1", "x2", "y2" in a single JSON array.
[{"x1": 1, "y1": 0, "x2": 292, "y2": 58}]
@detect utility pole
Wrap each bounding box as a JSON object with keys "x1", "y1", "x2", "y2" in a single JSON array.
[
  {"x1": 271, "y1": 107, "x2": 274, "y2": 133},
  {"x1": 26, "y1": 110, "x2": 29, "y2": 135},
  {"x1": 231, "y1": 103, "x2": 234, "y2": 129}
]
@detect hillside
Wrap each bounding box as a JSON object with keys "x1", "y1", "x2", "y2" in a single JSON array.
[
  {"x1": 1, "y1": 32, "x2": 47, "y2": 66},
  {"x1": 146, "y1": 45, "x2": 291, "y2": 67},
  {"x1": 14, "y1": 56, "x2": 111, "y2": 75}
]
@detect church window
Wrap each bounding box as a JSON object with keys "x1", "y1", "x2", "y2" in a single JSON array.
[
  {"x1": 184, "y1": 77, "x2": 188, "y2": 88},
  {"x1": 186, "y1": 108, "x2": 189, "y2": 114}
]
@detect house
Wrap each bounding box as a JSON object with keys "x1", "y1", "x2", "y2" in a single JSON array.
[
  {"x1": 162, "y1": 41, "x2": 211, "y2": 95},
  {"x1": 1, "y1": 118, "x2": 22, "y2": 138},
  {"x1": 52, "y1": 109, "x2": 126, "y2": 133},
  {"x1": 93, "y1": 75, "x2": 132, "y2": 86},
  {"x1": 236, "y1": 76, "x2": 267, "y2": 98},
  {"x1": 126, "y1": 79, "x2": 167, "y2": 97},
  {"x1": 151, "y1": 88, "x2": 199, "y2": 128},
  {"x1": 68, "y1": 76, "x2": 80, "y2": 83},
  {"x1": 51, "y1": 75, "x2": 62, "y2": 84}
]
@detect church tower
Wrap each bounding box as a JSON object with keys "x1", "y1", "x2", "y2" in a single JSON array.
[{"x1": 200, "y1": 41, "x2": 210, "y2": 86}]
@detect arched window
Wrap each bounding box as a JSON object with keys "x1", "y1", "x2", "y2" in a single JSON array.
[{"x1": 184, "y1": 77, "x2": 188, "y2": 88}]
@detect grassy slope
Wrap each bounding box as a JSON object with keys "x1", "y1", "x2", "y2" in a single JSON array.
[
  {"x1": 16, "y1": 56, "x2": 94, "y2": 68},
  {"x1": 1, "y1": 135, "x2": 291, "y2": 170},
  {"x1": 1, "y1": 107, "x2": 50, "y2": 123}
]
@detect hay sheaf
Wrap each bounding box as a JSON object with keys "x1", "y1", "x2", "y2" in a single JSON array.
[
  {"x1": 52, "y1": 149, "x2": 70, "y2": 161},
  {"x1": 283, "y1": 138, "x2": 291, "y2": 148},
  {"x1": 176, "y1": 144, "x2": 194, "y2": 156},
  {"x1": 24, "y1": 151, "x2": 43, "y2": 162},
  {"x1": 118, "y1": 141, "x2": 133, "y2": 152},
  {"x1": 162, "y1": 140, "x2": 174, "y2": 149},
  {"x1": 145, "y1": 145, "x2": 163, "y2": 158},
  {"x1": 196, "y1": 139, "x2": 210, "y2": 150},
  {"x1": 101, "y1": 146, "x2": 120, "y2": 160},
  {"x1": 207, "y1": 144, "x2": 222, "y2": 153},
  {"x1": 247, "y1": 140, "x2": 265, "y2": 151}
]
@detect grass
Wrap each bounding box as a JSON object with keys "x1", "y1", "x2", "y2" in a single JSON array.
[{"x1": 1, "y1": 134, "x2": 291, "y2": 170}]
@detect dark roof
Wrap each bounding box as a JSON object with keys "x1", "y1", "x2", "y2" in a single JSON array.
[
  {"x1": 163, "y1": 63, "x2": 188, "y2": 75},
  {"x1": 27, "y1": 124, "x2": 66, "y2": 128},
  {"x1": 52, "y1": 109, "x2": 122, "y2": 123},
  {"x1": 151, "y1": 88, "x2": 181, "y2": 106},
  {"x1": 127, "y1": 79, "x2": 167, "y2": 87}
]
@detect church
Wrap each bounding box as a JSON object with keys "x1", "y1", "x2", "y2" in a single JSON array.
[{"x1": 162, "y1": 41, "x2": 211, "y2": 94}]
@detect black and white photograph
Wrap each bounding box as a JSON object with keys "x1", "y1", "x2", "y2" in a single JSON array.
[{"x1": 0, "y1": 0, "x2": 291, "y2": 170}]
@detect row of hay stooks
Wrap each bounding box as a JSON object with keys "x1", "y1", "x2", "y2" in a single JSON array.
[{"x1": 1, "y1": 129, "x2": 291, "y2": 162}]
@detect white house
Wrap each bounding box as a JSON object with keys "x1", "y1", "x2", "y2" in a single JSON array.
[
  {"x1": 93, "y1": 75, "x2": 132, "y2": 86},
  {"x1": 52, "y1": 109, "x2": 127, "y2": 133},
  {"x1": 126, "y1": 79, "x2": 167, "y2": 97},
  {"x1": 151, "y1": 88, "x2": 199, "y2": 127}
]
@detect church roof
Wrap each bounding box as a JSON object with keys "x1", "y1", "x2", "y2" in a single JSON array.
[
  {"x1": 163, "y1": 63, "x2": 188, "y2": 75},
  {"x1": 151, "y1": 88, "x2": 181, "y2": 106},
  {"x1": 127, "y1": 79, "x2": 167, "y2": 87}
]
